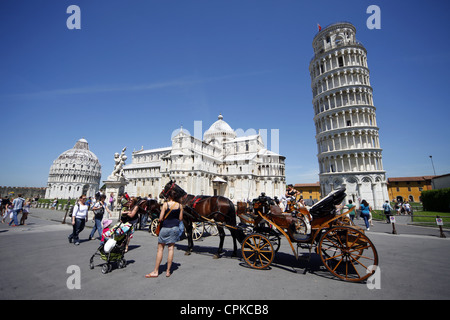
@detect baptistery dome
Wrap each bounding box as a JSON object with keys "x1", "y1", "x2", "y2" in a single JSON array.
[{"x1": 45, "y1": 138, "x2": 102, "y2": 199}]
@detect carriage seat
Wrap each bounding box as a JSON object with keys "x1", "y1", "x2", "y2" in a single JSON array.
[
  {"x1": 309, "y1": 188, "x2": 346, "y2": 218},
  {"x1": 269, "y1": 205, "x2": 286, "y2": 216}
]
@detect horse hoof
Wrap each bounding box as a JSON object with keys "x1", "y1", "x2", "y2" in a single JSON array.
[
  {"x1": 213, "y1": 254, "x2": 221, "y2": 259},
  {"x1": 185, "y1": 251, "x2": 191, "y2": 256}
]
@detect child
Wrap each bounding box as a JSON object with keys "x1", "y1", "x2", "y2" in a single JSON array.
[
  {"x1": 4, "y1": 205, "x2": 13, "y2": 224},
  {"x1": 100, "y1": 219, "x2": 113, "y2": 244},
  {"x1": 20, "y1": 198, "x2": 31, "y2": 225}
]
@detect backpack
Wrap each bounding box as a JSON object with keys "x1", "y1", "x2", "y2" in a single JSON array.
[{"x1": 68, "y1": 203, "x2": 80, "y2": 217}]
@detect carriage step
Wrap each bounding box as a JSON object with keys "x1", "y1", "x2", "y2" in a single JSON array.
[{"x1": 292, "y1": 234, "x2": 311, "y2": 242}]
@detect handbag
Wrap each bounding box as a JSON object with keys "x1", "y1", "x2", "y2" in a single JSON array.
[{"x1": 155, "y1": 203, "x2": 176, "y2": 236}]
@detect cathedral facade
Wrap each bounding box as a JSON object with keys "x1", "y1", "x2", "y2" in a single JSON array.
[{"x1": 123, "y1": 115, "x2": 286, "y2": 201}]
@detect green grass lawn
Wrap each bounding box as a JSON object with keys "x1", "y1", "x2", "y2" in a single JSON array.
[
  {"x1": 372, "y1": 210, "x2": 450, "y2": 228},
  {"x1": 411, "y1": 211, "x2": 450, "y2": 228}
]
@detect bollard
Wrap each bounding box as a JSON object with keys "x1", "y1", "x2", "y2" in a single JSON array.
[
  {"x1": 390, "y1": 216, "x2": 397, "y2": 234},
  {"x1": 436, "y1": 216, "x2": 446, "y2": 238}
]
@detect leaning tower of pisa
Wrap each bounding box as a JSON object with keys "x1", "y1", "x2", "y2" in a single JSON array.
[{"x1": 309, "y1": 22, "x2": 388, "y2": 208}]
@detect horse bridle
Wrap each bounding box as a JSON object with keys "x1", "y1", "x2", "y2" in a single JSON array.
[{"x1": 162, "y1": 182, "x2": 176, "y2": 199}]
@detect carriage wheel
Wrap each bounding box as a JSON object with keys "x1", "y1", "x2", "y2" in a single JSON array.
[
  {"x1": 256, "y1": 227, "x2": 281, "y2": 253},
  {"x1": 205, "y1": 223, "x2": 219, "y2": 236},
  {"x1": 267, "y1": 230, "x2": 281, "y2": 253},
  {"x1": 185, "y1": 222, "x2": 204, "y2": 241},
  {"x1": 241, "y1": 234, "x2": 274, "y2": 270},
  {"x1": 193, "y1": 222, "x2": 204, "y2": 240},
  {"x1": 318, "y1": 226, "x2": 378, "y2": 282},
  {"x1": 150, "y1": 219, "x2": 159, "y2": 236}
]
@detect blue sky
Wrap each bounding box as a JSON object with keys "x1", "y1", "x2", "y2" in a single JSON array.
[{"x1": 1, "y1": 0, "x2": 450, "y2": 188}]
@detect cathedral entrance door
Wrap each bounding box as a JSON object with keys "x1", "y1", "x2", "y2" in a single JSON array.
[{"x1": 212, "y1": 177, "x2": 227, "y2": 197}]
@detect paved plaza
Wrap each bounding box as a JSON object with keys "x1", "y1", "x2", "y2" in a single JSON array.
[{"x1": 1, "y1": 208, "x2": 450, "y2": 302}]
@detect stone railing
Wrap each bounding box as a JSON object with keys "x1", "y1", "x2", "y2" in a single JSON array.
[{"x1": 34, "y1": 202, "x2": 70, "y2": 211}]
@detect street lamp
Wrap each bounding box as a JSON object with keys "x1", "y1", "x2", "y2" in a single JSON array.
[
  {"x1": 429, "y1": 156, "x2": 436, "y2": 176},
  {"x1": 429, "y1": 155, "x2": 436, "y2": 189}
]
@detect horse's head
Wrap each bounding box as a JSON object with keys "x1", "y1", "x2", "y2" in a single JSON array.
[{"x1": 160, "y1": 180, "x2": 187, "y2": 203}]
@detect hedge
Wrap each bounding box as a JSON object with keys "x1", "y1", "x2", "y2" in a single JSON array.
[{"x1": 421, "y1": 188, "x2": 450, "y2": 213}]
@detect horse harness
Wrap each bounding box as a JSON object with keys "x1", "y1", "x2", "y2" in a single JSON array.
[{"x1": 183, "y1": 195, "x2": 237, "y2": 230}]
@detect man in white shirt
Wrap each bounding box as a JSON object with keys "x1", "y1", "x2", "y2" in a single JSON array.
[{"x1": 9, "y1": 194, "x2": 25, "y2": 227}]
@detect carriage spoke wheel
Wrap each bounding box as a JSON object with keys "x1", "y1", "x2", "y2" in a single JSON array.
[
  {"x1": 241, "y1": 234, "x2": 274, "y2": 270},
  {"x1": 318, "y1": 226, "x2": 378, "y2": 282},
  {"x1": 150, "y1": 219, "x2": 159, "y2": 236},
  {"x1": 260, "y1": 230, "x2": 281, "y2": 253},
  {"x1": 255, "y1": 226, "x2": 281, "y2": 253},
  {"x1": 185, "y1": 222, "x2": 204, "y2": 241},
  {"x1": 193, "y1": 222, "x2": 204, "y2": 241},
  {"x1": 205, "y1": 223, "x2": 219, "y2": 236}
]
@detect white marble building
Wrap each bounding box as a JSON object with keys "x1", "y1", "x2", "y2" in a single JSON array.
[
  {"x1": 123, "y1": 114, "x2": 286, "y2": 201},
  {"x1": 309, "y1": 22, "x2": 388, "y2": 209},
  {"x1": 45, "y1": 138, "x2": 102, "y2": 199}
]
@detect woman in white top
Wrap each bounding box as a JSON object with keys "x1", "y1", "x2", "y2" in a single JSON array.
[{"x1": 68, "y1": 195, "x2": 89, "y2": 245}]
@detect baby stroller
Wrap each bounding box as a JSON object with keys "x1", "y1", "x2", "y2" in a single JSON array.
[{"x1": 89, "y1": 221, "x2": 134, "y2": 274}]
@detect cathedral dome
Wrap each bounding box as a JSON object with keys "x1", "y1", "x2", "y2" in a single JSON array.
[
  {"x1": 45, "y1": 138, "x2": 102, "y2": 199},
  {"x1": 204, "y1": 114, "x2": 236, "y2": 143}
]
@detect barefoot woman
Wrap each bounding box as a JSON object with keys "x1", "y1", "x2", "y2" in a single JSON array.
[{"x1": 146, "y1": 195, "x2": 183, "y2": 278}]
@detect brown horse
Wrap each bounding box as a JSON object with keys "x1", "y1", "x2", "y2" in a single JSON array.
[
  {"x1": 160, "y1": 181, "x2": 245, "y2": 258},
  {"x1": 136, "y1": 198, "x2": 161, "y2": 229},
  {"x1": 121, "y1": 198, "x2": 161, "y2": 230}
]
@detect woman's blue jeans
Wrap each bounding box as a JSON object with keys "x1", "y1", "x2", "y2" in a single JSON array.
[
  {"x1": 69, "y1": 218, "x2": 86, "y2": 243},
  {"x1": 90, "y1": 217, "x2": 103, "y2": 239},
  {"x1": 9, "y1": 210, "x2": 20, "y2": 226},
  {"x1": 360, "y1": 212, "x2": 370, "y2": 228}
]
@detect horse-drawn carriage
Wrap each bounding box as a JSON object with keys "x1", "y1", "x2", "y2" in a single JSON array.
[
  {"x1": 160, "y1": 181, "x2": 378, "y2": 282},
  {"x1": 239, "y1": 189, "x2": 379, "y2": 282}
]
